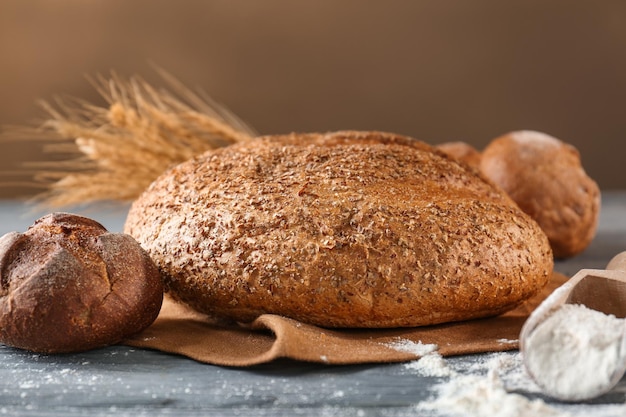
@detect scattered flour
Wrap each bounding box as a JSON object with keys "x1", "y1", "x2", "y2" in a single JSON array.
[
  {"x1": 386, "y1": 339, "x2": 563, "y2": 415},
  {"x1": 385, "y1": 338, "x2": 453, "y2": 377},
  {"x1": 419, "y1": 367, "x2": 565, "y2": 417},
  {"x1": 386, "y1": 330, "x2": 626, "y2": 416},
  {"x1": 403, "y1": 352, "x2": 453, "y2": 378},
  {"x1": 524, "y1": 304, "x2": 625, "y2": 401},
  {"x1": 410, "y1": 352, "x2": 565, "y2": 417},
  {"x1": 406, "y1": 350, "x2": 626, "y2": 417},
  {"x1": 383, "y1": 339, "x2": 438, "y2": 356}
]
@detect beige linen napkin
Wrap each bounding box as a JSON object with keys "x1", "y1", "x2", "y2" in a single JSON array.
[{"x1": 125, "y1": 273, "x2": 566, "y2": 366}]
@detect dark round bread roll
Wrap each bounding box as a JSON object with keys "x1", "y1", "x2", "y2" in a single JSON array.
[
  {"x1": 125, "y1": 131, "x2": 553, "y2": 328},
  {"x1": 0, "y1": 213, "x2": 163, "y2": 353}
]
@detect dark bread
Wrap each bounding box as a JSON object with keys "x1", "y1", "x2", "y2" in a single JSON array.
[
  {"x1": 125, "y1": 131, "x2": 553, "y2": 328},
  {"x1": 0, "y1": 213, "x2": 163, "y2": 353}
]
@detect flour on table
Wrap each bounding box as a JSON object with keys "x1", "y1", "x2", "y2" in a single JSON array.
[
  {"x1": 414, "y1": 352, "x2": 564, "y2": 417},
  {"x1": 404, "y1": 352, "x2": 453, "y2": 377},
  {"x1": 420, "y1": 367, "x2": 564, "y2": 417},
  {"x1": 384, "y1": 338, "x2": 453, "y2": 377},
  {"x1": 524, "y1": 304, "x2": 625, "y2": 401},
  {"x1": 405, "y1": 349, "x2": 626, "y2": 417},
  {"x1": 385, "y1": 319, "x2": 626, "y2": 417}
]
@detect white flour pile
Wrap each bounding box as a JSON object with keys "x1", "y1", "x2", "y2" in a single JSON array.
[
  {"x1": 403, "y1": 351, "x2": 453, "y2": 377},
  {"x1": 385, "y1": 339, "x2": 561, "y2": 415},
  {"x1": 524, "y1": 303, "x2": 625, "y2": 401},
  {"x1": 413, "y1": 352, "x2": 564, "y2": 417},
  {"x1": 383, "y1": 338, "x2": 452, "y2": 377},
  {"x1": 422, "y1": 369, "x2": 562, "y2": 417},
  {"x1": 386, "y1": 337, "x2": 626, "y2": 417}
]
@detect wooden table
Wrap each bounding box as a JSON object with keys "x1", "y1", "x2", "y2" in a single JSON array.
[{"x1": 0, "y1": 193, "x2": 625, "y2": 416}]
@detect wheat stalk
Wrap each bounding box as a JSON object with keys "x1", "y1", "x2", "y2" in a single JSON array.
[{"x1": 2, "y1": 70, "x2": 256, "y2": 207}]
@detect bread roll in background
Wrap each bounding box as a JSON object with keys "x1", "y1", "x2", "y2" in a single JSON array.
[
  {"x1": 480, "y1": 131, "x2": 600, "y2": 259},
  {"x1": 125, "y1": 131, "x2": 553, "y2": 328},
  {"x1": 436, "y1": 141, "x2": 482, "y2": 170}
]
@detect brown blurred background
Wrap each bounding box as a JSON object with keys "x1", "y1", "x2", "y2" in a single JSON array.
[{"x1": 1, "y1": 0, "x2": 626, "y2": 198}]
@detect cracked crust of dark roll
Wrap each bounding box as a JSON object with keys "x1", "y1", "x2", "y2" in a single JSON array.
[
  {"x1": 0, "y1": 213, "x2": 163, "y2": 353},
  {"x1": 125, "y1": 131, "x2": 553, "y2": 328}
]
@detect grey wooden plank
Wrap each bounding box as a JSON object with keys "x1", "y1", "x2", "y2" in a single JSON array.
[{"x1": 0, "y1": 345, "x2": 434, "y2": 417}]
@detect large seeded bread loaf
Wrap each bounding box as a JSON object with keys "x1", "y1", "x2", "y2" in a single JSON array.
[{"x1": 124, "y1": 131, "x2": 553, "y2": 328}]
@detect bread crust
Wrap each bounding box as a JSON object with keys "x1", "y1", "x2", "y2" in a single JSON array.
[
  {"x1": 125, "y1": 131, "x2": 553, "y2": 328},
  {"x1": 480, "y1": 131, "x2": 600, "y2": 258},
  {"x1": 0, "y1": 213, "x2": 163, "y2": 353},
  {"x1": 436, "y1": 141, "x2": 482, "y2": 170}
]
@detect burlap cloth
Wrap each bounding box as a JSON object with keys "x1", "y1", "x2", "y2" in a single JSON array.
[{"x1": 124, "y1": 272, "x2": 566, "y2": 367}]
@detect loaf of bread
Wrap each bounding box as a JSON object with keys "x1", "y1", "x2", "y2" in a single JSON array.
[
  {"x1": 0, "y1": 213, "x2": 163, "y2": 353},
  {"x1": 480, "y1": 131, "x2": 600, "y2": 258},
  {"x1": 125, "y1": 131, "x2": 553, "y2": 328},
  {"x1": 436, "y1": 141, "x2": 482, "y2": 170}
]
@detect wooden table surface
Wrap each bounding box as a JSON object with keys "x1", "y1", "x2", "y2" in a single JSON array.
[{"x1": 0, "y1": 193, "x2": 625, "y2": 417}]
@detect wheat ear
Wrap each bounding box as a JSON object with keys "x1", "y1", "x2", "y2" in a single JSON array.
[{"x1": 4, "y1": 71, "x2": 256, "y2": 208}]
